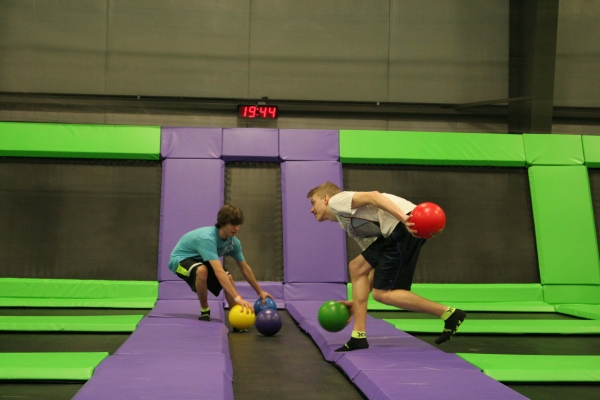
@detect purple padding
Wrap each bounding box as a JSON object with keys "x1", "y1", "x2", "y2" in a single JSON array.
[
  {"x1": 285, "y1": 301, "x2": 323, "y2": 325},
  {"x1": 279, "y1": 130, "x2": 339, "y2": 161},
  {"x1": 336, "y1": 350, "x2": 480, "y2": 381},
  {"x1": 234, "y1": 281, "x2": 283, "y2": 298},
  {"x1": 286, "y1": 302, "x2": 433, "y2": 362},
  {"x1": 158, "y1": 159, "x2": 224, "y2": 281},
  {"x1": 73, "y1": 354, "x2": 233, "y2": 400},
  {"x1": 147, "y1": 300, "x2": 225, "y2": 322},
  {"x1": 161, "y1": 127, "x2": 222, "y2": 159},
  {"x1": 353, "y1": 369, "x2": 527, "y2": 400},
  {"x1": 222, "y1": 128, "x2": 279, "y2": 162},
  {"x1": 281, "y1": 161, "x2": 346, "y2": 282},
  {"x1": 116, "y1": 320, "x2": 230, "y2": 359},
  {"x1": 234, "y1": 281, "x2": 284, "y2": 304},
  {"x1": 284, "y1": 283, "x2": 347, "y2": 301},
  {"x1": 159, "y1": 280, "x2": 224, "y2": 300}
]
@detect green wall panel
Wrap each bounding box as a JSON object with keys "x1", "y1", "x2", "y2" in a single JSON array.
[
  {"x1": 523, "y1": 134, "x2": 584, "y2": 166},
  {"x1": 583, "y1": 135, "x2": 600, "y2": 167},
  {"x1": 339, "y1": 130, "x2": 525, "y2": 166},
  {"x1": 0, "y1": 122, "x2": 160, "y2": 159},
  {"x1": 529, "y1": 166, "x2": 600, "y2": 284}
]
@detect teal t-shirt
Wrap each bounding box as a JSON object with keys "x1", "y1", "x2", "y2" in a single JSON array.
[{"x1": 168, "y1": 226, "x2": 244, "y2": 272}]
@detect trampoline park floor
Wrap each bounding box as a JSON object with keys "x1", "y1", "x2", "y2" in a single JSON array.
[
  {"x1": 370, "y1": 310, "x2": 600, "y2": 400},
  {"x1": 0, "y1": 307, "x2": 150, "y2": 400},
  {"x1": 227, "y1": 309, "x2": 365, "y2": 400}
]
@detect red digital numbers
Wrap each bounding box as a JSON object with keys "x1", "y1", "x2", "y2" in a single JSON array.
[{"x1": 238, "y1": 105, "x2": 278, "y2": 119}]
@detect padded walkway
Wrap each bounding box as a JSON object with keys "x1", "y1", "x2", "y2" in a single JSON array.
[
  {"x1": 73, "y1": 300, "x2": 232, "y2": 400},
  {"x1": 286, "y1": 301, "x2": 527, "y2": 399}
]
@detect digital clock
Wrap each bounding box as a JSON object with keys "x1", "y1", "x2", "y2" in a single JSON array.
[{"x1": 238, "y1": 105, "x2": 278, "y2": 119}]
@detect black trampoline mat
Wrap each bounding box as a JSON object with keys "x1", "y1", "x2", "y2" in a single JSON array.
[
  {"x1": 0, "y1": 158, "x2": 161, "y2": 281},
  {"x1": 0, "y1": 332, "x2": 132, "y2": 353},
  {"x1": 0, "y1": 381, "x2": 83, "y2": 400},
  {"x1": 227, "y1": 310, "x2": 365, "y2": 400},
  {"x1": 344, "y1": 165, "x2": 539, "y2": 283}
]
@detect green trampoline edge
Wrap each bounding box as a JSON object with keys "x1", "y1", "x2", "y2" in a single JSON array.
[
  {"x1": 456, "y1": 353, "x2": 600, "y2": 382},
  {"x1": 0, "y1": 352, "x2": 109, "y2": 381}
]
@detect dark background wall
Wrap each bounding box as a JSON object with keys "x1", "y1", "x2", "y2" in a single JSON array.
[
  {"x1": 0, "y1": 0, "x2": 508, "y2": 104},
  {"x1": 344, "y1": 165, "x2": 539, "y2": 283},
  {"x1": 0, "y1": 0, "x2": 598, "y2": 134},
  {"x1": 0, "y1": 158, "x2": 161, "y2": 280}
]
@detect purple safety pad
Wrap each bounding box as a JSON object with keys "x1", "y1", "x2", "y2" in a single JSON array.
[
  {"x1": 353, "y1": 369, "x2": 527, "y2": 400},
  {"x1": 147, "y1": 300, "x2": 225, "y2": 322},
  {"x1": 336, "y1": 349, "x2": 480, "y2": 381},
  {"x1": 284, "y1": 283, "x2": 347, "y2": 302},
  {"x1": 279, "y1": 129, "x2": 339, "y2": 161},
  {"x1": 158, "y1": 158, "x2": 224, "y2": 281},
  {"x1": 117, "y1": 319, "x2": 230, "y2": 359},
  {"x1": 226, "y1": 281, "x2": 285, "y2": 308},
  {"x1": 159, "y1": 280, "x2": 224, "y2": 300},
  {"x1": 281, "y1": 161, "x2": 346, "y2": 282},
  {"x1": 73, "y1": 353, "x2": 233, "y2": 400},
  {"x1": 287, "y1": 302, "x2": 525, "y2": 399},
  {"x1": 161, "y1": 127, "x2": 222, "y2": 159},
  {"x1": 222, "y1": 128, "x2": 279, "y2": 162}
]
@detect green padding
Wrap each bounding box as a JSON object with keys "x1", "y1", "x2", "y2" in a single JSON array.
[
  {"x1": 0, "y1": 278, "x2": 157, "y2": 298},
  {"x1": 0, "y1": 122, "x2": 160, "y2": 159},
  {"x1": 0, "y1": 298, "x2": 156, "y2": 308},
  {"x1": 348, "y1": 283, "x2": 544, "y2": 302},
  {"x1": 385, "y1": 318, "x2": 600, "y2": 334},
  {"x1": 339, "y1": 130, "x2": 525, "y2": 166},
  {"x1": 0, "y1": 315, "x2": 143, "y2": 332},
  {"x1": 0, "y1": 352, "x2": 108, "y2": 380},
  {"x1": 348, "y1": 283, "x2": 554, "y2": 312},
  {"x1": 543, "y1": 285, "x2": 600, "y2": 304},
  {"x1": 583, "y1": 135, "x2": 600, "y2": 167},
  {"x1": 0, "y1": 278, "x2": 157, "y2": 309},
  {"x1": 556, "y1": 304, "x2": 600, "y2": 320},
  {"x1": 529, "y1": 166, "x2": 600, "y2": 284},
  {"x1": 523, "y1": 134, "x2": 584, "y2": 165},
  {"x1": 367, "y1": 301, "x2": 554, "y2": 312},
  {"x1": 456, "y1": 354, "x2": 600, "y2": 382}
]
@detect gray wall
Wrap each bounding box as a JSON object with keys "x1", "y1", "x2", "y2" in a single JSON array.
[
  {"x1": 554, "y1": 0, "x2": 600, "y2": 107},
  {"x1": 0, "y1": 0, "x2": 508, "y2": 104},
  {"x1": 1, "y1": 0, "x2": 599, "y2": 128}
]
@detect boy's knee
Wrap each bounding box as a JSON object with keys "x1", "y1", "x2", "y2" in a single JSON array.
[
  {"x1": 372, "y1": 289, "x2": 386, "y2": 303},
  {"x1": 348, "y1": 258, "x2": 370, "y2": 277},
  {"x1": 195, "y1": 265, "x2": 208, "y2": 280}
]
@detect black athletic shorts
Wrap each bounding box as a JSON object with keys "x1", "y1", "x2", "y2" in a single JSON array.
[
  {"x1": 361, "y1": 222, "x2": 426, "y2": 291},
  {"x1": 175, "y1": 258, "x2": 229, "y2": 297}
]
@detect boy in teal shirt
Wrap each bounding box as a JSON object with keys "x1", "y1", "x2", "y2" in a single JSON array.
[{"x1": 169, "y1": 205, "x2": 273, "y2": 328}]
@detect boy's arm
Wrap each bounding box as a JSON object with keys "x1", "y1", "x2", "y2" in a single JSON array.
[
  {"x1": 350, "y1": 191, "x2": 410, "y2": 223},
  {"x1": 236, "y1": 260, "x2": 273, "y2": 303},
  {"x1": 208, "y1": 258, "x2": 253, "y2": 310}
]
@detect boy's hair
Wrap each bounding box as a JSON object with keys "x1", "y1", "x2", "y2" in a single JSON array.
[
  {"x1": 215, "y1": 205, "x2": 245, "y2": 228},
  {"x1": 306, "y1": 181, "x2": 342, "y2": 199}
]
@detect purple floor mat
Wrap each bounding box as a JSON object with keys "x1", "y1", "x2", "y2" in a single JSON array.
[
  {"x1": 147, "y1": 300, "x2": 225, "y2": 322},
  {"x1": 353, "y1": 369, "x2": 527, "y2": 400},
  {"x1": 286, "y1": 300, "x2": 526, "y2": 399},
  {"x1": 284, "y1": 282, "x2": 347, "y2": 301},
  {"x1": 336, "y1": 349, "x2": 480, "y2": 380},
  {"x1": 72, "y1": 353, "x2": 233, "y2": 400},
  {"x1": 117, "y1": 319, "x2": 230, "y2": 357}
]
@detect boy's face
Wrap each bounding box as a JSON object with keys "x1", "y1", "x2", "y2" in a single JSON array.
[
  {"x1": 222, "y1": 223, "x2": 240, "y2": 237},
  {"x1": 310, "y1": 194, "x2": 329, "y2": 222}
]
